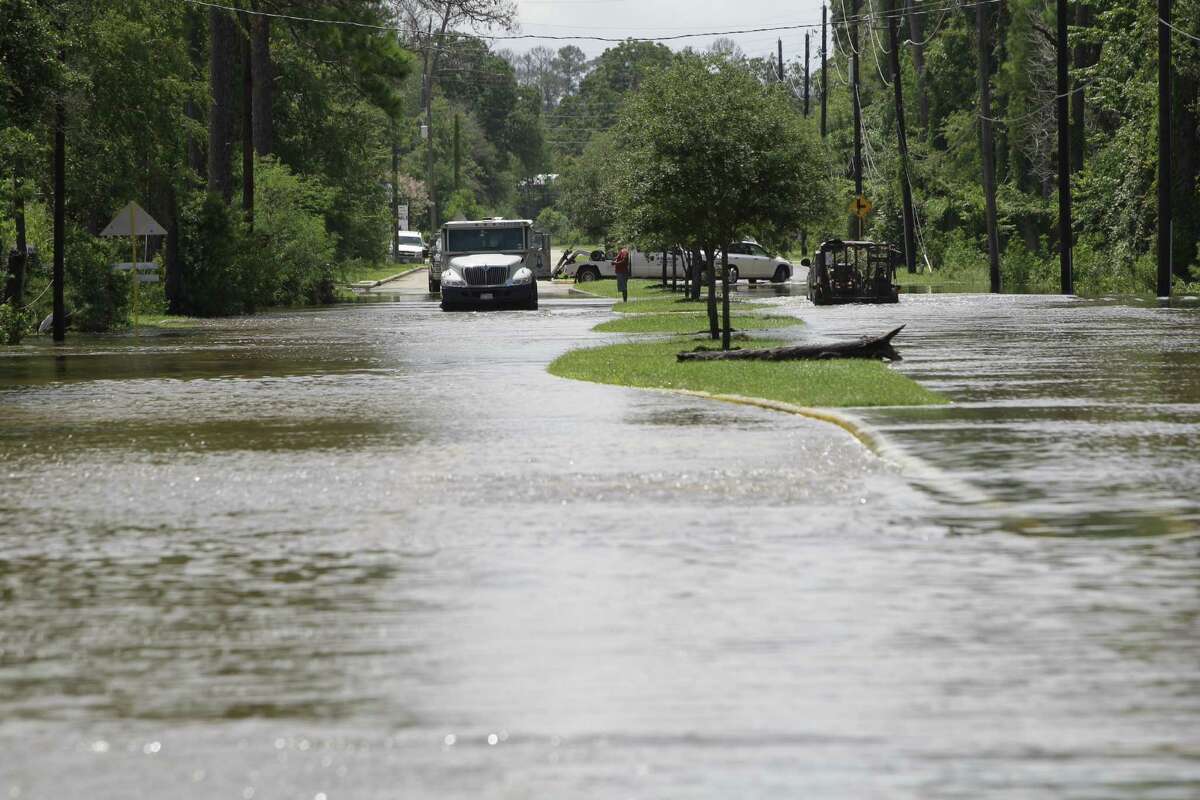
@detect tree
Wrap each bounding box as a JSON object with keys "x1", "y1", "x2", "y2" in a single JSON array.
[{"x1": 612, "y1": 56, "x2": 828, "y2": 349}]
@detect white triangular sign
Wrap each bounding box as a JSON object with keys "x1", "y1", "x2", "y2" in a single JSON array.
[{"x1": 100, "y1": 201, "x2": 167, "y2": 237}]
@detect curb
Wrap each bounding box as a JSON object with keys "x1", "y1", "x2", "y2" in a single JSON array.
[
  {"x1": 343, "y1": 265, "x2": 426, "y2": 290},
  {"x1": 662, "y1": 388, "x2": 992, "y2": 506}
]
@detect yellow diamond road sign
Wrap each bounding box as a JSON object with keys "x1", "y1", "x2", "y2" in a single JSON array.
[{"x1": 850, "y1": 195, "x2": 873, "y2": 219}]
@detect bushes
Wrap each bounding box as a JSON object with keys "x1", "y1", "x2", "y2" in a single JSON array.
[
  {"x1": 534, "y1": 207, "x2": 581, "y2": 244},
  {"x1": 178, "y1": 159, "x2": 338, "y2": 316},
  {"x1": 65, "y1": 228, "x2": 130, "y2": 332},
  {"x1": 0, "y1": 301, "x2": 26, "y2": 345},
  {"x1": 251, "y1": 158, "x2": 338, "y2": 306},
  {"x1": 179, "y1": 193, "x2": 250, "y2": 317}
]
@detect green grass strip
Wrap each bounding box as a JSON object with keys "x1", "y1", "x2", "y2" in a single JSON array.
[
  {"x1": 594, "y1": 312, "x2": 802, "y2": 334},
  {"x1": 549, "y1": 338, "x2": 945, "y2": 408},
  {"x1": 576, "y1": 278, "x2": 673, "y2": 300}
]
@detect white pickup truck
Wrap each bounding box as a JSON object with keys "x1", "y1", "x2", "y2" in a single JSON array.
[{"x1": 557, "y1": 241, "x2": 793, "y2": 284}]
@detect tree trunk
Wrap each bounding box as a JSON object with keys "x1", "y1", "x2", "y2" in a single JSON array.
[
  {"x1": 1056, "y1": 0, "x2": 1074, "y2": 293},
  {"x1": 678, "y1": 326, "x2": 905, "y2": 362},
  {"x1": 241, "y1": 22, "x2": 254, "y2": 224},
  {"x1": 720, "y1": 248, "x2": 731, "y2": 350},
  {"x1": 705, "y1": 248, "x2": 718, "y2": 340},
  {"x1": 906, "y1": 0, "x2": 930, "y2": 131},
  {"x1": 1173, "y1": 67, "x2": 1198, "y2": 280},
  {"x1": 185, "y1": 7, "x2": 206, "y2": 181},
  {"x1": 208, "y1": 7, "x2": 236, "y2": 203},
  {"x1": 250, "y1": 8, "x2": 272, "y2": 156},
  {"x1": 977, "y1": 1, "x2": 1001, "y2": 293},
  {"x1": 391, "y1": 120, "x2": 400, "y2": 261},
  {"x1": 690, "y1": 247, "x2": 703, "y2": 300},
  {"x1": 52, "y1": 88, "x2": 65, "y2": 342}
]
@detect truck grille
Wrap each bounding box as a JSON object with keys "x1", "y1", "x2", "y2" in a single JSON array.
[{"x1": 464, "y1": 266, "x2": 510, "y2": 286}]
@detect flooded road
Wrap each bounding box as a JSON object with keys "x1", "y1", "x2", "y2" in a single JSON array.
[{"x1": 1, "y1": 285, "x2": 1197, "y2": 798}]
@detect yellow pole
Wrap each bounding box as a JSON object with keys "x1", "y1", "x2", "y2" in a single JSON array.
[{"x1": 129, "y1": 204, "x2": 139, "y2": 333}]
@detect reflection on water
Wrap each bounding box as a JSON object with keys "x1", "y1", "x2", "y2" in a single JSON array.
[{"x1": 1, "y1": 294, "x2": 1198, "y2": 798}]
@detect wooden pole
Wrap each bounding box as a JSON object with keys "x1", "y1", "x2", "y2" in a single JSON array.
[
  {"x1": 423, "y1": 23, "x2": 437, "y2": 232},
  {"x1": 821, "y1": 5, "x2": 828, "y2": 138},
  {"x1": 453, "y1": 113, "x2": 461, "y2": 190},
  {"x1": 978, "y1": 0, "x2": 1001, "y2": 293},
  {"x1": 241, "y1": 22, "x2": 254, "y2": 225},
  {"x1": 888, "y1": 0, "x2": 917, "y2": 273},
  {"x1": 1157, "y1": 0, "x2": 1173, "y2": 297},
  {"x1": 804, "y1": 32, "x2": 811, "y2": 116},
  {"x1": 777, "y1": 38, "x2": 784, "y2": 83},
  {"x1": 1056, "y1": 0, "x2": 1073, "y2": 294},
  {"x1": 851, "y1": 0, "x2": 863, "y2": 239}
]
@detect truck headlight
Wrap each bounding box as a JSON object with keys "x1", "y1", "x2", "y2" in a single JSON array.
[
  {"x1": 441, "y1": 268, "x2": 466, "y2": 287},
  {"x1": 510, "y1": 267, "x2": 533, "y2": 285}
]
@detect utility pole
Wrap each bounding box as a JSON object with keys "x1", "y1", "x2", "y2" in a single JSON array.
[
  {"x1": 241, "y1": 20, "x2": 254, "y2": 226},
  {"x1": 391, "y1": 119, "x2": 400, "y2": 261},
  {"x1": 777, "y1": 38, "x2": 784, "y2": 82},
  {"x1": 978, "y1": 0, "x2": 1001, "y2": 293},
  {"x1": 1157, "y1": 0, "x2": 1172, "y2": 297},
  {"x1": 851, "y1": 0, "x2": 863, "y2": 239},
  {"x1": 821, "y1": 4, "x2": 828, "y2": 137},
  {"x1": 888, "y1": 0, "x2": 916, "y2": 273},
  {"x1": 453, "y1": 113, "x2": 461, "y2": 190},
  {"x1": 804, "y1": 32, "x2": 811, "y2": 117},
  {"x1": 52, "y1": 66, "x2": 66, "y2": 343},
  {"x1": 1056, "y1": 0, "x2": 1073, "y2": 294},
  {"x1": 423, "y1": 22, "x2": 437, "y2": 233}
]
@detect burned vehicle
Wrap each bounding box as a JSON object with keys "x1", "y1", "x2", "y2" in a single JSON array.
[
  {"x1": 437, "y1": 219, "x2": 542, "y2": 311},
  {"x1": 806, "y1": 239, "x2": 900, "y2": 305}
]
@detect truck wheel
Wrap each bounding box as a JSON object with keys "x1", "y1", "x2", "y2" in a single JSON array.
[
  {"x1": 576, "y1": 266, "x2": 600, "y2": 283},
  {"x1": 771, "y1": 265, "x2": 789, "y2": 283}
]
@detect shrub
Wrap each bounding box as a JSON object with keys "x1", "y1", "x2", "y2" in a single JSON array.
[
  {"x1": 252, "y1": 158, "x2": 338, "y2": 306},
  {"x1": 65, "y1": 228, "x2": 130, "y2": 331},
  {"x1": 534, "y1": 207, "x2": 580, "y2": 243},
  {"x1": 0, "y1": 301, "x2": 26, "y2": 345},
  {"x1": 178, "y1": 192, "x2": 251, "y2": 317}
]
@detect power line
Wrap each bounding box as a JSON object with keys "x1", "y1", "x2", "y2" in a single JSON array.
[
  {"x1": 1160, "y1": 17, "x2": 1200, "y2": 44},
  {"x1": 179, "y1": 0, "x2": 1003, "y2": 45}
]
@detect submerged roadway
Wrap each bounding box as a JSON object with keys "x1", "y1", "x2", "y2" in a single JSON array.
[{"x1": 0, "y1": 274, "x2": 1197, "y2": 799}]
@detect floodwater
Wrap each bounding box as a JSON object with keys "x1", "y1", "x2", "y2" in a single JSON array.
[{"x1": 0, "y1": 284, "x2": 1197, "y2": 798}]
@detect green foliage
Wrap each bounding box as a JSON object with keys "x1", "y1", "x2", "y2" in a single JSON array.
[
  {"x1": 178, "y1": 193, "x2": 251, "y2": 317},
  {"x1": 251, "y1": 158, "x2": 338, "y2": 306},
  {"x1": 533, "y1": 206, "x2": 578, "y2": 242},
  {"x1": 443, "y1": 187, "x2": 485, "y2": 221},
  {"x1": 0, "y1": 301, "x2": 27, "y2": 345},
  {"x1": 611, "y1": 56, "x2": 829, "y2": 255},
  {"x1": 64, "y1": 229, "x2": 130, "y2": 332}
]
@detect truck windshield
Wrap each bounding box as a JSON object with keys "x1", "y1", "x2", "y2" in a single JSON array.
[{"x1": 446, "y1": 227, "x2": 525, "y2": 252}]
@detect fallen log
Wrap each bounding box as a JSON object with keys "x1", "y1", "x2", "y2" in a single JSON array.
[{"x1": 677, "y1": 325, "x2": 905, "y2": 362}]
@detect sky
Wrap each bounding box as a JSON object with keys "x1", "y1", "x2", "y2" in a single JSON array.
[{"x1": 500, "y1": 0, "x2": 833, "y2": 64}]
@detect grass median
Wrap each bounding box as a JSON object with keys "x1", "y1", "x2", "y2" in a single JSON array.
[
  {"x1": 549, "y1": 337, "x2": 945, "y2": 408},
  {"x1": 594, "y1": 312, "x2": 802, "y2": 334}
]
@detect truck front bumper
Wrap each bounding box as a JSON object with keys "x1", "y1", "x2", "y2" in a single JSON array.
[{"x1": 441, "y1": 282, "x2": 536, "y2": 310}]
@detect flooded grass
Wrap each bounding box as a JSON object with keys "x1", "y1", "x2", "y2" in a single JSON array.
[
  {"x1": 594, "y1": 312, "x2": 802, "y2": 334},
  {"x1": 549, "y1": 337, "x2": 945, "y2": 408}
]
